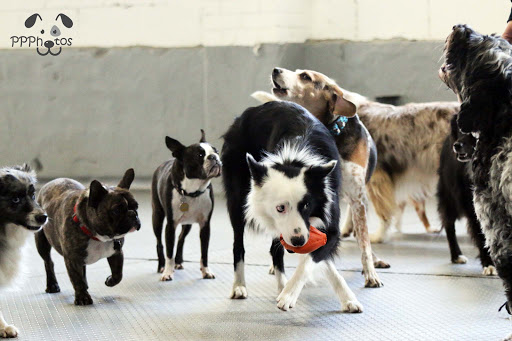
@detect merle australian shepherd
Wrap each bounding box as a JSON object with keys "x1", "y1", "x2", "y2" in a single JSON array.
[
  {"x1": 222, "y1": 101, "x2": 362, "y2": 312},
  {"x1": 437, "y1": 114, "x2": 495, "y2": 275}
]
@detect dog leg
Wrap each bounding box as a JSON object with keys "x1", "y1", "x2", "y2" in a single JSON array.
[
  {"x1": 231, "y1": 226, "x2": 247, "y2": 299},
  {"x1": 367, "y1": 170, "x2": 397, "y2": 244},
  {"x1": 175, "y1": 224, "x2": 192, "y2": 270},
  {"x1": 412, "y1": 198, "x2": 438, "y2": 233},
  {"x1": 161, "y1": 220, "x2": 177, "y2": 281},
  {"x1": 0, "y1": 311, "x2": 18, "y2": 338},
  {"x1": 395, "y1": 202, "x2": 406, "y2": 233},
  {"x1": 276, "y1": 254, "x2": 313, "y2": 311},
  {"x1": 467, "y1": 215, "x2": 496, "y2": 275},
  {"x1": 270, "y1": 238, "x2": 287, "y2": 294},
  {"x1": 152, "y1": 197, "x2": 166, "y2": 273},
  {"x1": 64, "y1": 258, "x2": 92, "y2": 306},
  {"x1": 445, "y1": 218, "x2": 467, "y2": 264},
  {"x1": 340, "y1": 205, "x2": 354, "y2": 238},
  {"x1": 35, "y1": 230, "x2": 60, "y2": 293},
  {"x1": 199, "y1": 221, "x2": 215, "y2": 279},
  {"x1": 105, "y1": 251, "x2": 124, "y2": 287},
  {"x1": 324, "y1": 260, "x2": 363, "y2": 313}
]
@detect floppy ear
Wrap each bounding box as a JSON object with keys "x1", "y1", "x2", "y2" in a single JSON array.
[
  {"x1": 246, "y1": 154, "x2": 268, "y2": 187},
  {"x1": 165, "y1": 136, "x2": 186, "y2": 159},
  {"x1": 89, "y1": 180, "x2": 108, "y2": 208},
  {"x1": 305, "y1": 160, "x2": 338, "y2": 179},
  {"x1": 55, "y1": 13, "x2": 73, "y2": 28},
  {"x1": 118, "y1": 168, "x2": 135, "y2": 190},
  {"x1": 25, "y1": 13, "x2": 42, "y2": 28},
  {"x1": 328, "y1": 90, "x2": 357, "y2": 118},
  {"x1": 200, "y1": 129, "x2": 206, "y2": 143}
]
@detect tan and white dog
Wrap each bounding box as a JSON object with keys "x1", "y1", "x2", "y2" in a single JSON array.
[{"x1": 253, "y1": 68, "x2": 459, "y2": 245}]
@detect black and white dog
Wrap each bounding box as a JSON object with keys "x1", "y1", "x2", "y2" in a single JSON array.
[
  {"x1": 222, "y1": 101, "x2": 362, "y2": 312},
  {"x1": 437, "y1": 114, "x2": 495, "y2": 275},
  {"x1": 0, "y1": 165, "x2": 47, "y2": 338},
  {"x1": 440, "y1": 24, "x2": 512, "y2": 312},
  {"x1": 152, "y1": 130, "x2": 221, "y2": 281}
]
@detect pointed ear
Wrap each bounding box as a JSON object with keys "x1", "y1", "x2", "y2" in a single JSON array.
[
  {"x1": 200, "y1": 129, "x2": 206, "y2": 143},
  {"x1": 55, "y1": 13, "x2": 73, "y2": 28},
  {"x1": 305, "y1": 160, "x2": 338, "y2": 179},
  {"x1": 88, "y1": 180, "x2": 108, "y2": 208},
  {"x1": 246, "y1": 154, "x2": 268, "y2": 187},
  {"x1": 25, "y1": 13, "x2": 42, "y2": 28},
  {"x1": 165, "y1": 136, "x2": 186, "y2": 159},
  {"x1": 118, "y1": 168, "x2": 135, "y2": 190},
  {"x1": 328, "y1": 88, "x2": 356, "y2": 118}
]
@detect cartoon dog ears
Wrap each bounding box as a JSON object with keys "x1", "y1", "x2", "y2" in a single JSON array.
[
  {"x1": 24, "y1": 13, "x2": 73, "y2": 29},
  {"x1": 55, "y1": 13, "x2": 73, "y2": 28},
  {"x1": 24, "y1": 13, "x2": 42, "y2": 28}
]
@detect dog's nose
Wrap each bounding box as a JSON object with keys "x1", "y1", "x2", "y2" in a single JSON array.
[
  {"x1": 273, "y1": 68, "x2": 283, "y2": 77},
  {"x1": 44, "y1": 40, "x2": 54, "y2": 48},
  {"x1": 290, "y1": 235, "x2": 306, "y2": 247},
  {"x1": 35, "y1": 214, "x2": 47, "y2": 224},
  {"x1": 453, "y1": 141, "x2": 464, "y2": 153}
]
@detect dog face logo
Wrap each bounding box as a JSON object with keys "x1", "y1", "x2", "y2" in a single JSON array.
[{"x1": 13, "y1": 13, "x2": 74, "y2": 56}]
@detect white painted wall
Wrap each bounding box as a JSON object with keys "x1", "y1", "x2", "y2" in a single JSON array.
[{"x1": 0, "y1": 0, "x2": 509, "y2": 48}]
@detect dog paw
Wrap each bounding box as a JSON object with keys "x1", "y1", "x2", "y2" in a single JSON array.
[
  {"x1": 201, "y1": 268, "x2": 215, "y2": 279},
  {"x1": 276, "y1": 291, "x2": 297, "y2": 311},
  {"x1": 342, "y1": 300, "x2": 363, "y2": 313},
  {"x1": 160, "y1": 271, "x2": 174, "y2": 281},
  {"x1": 374, "y1": 259, "x2": 391, "y2": 269},
  {"x1": 0, "y1": 325, "x2": 19, "y2": 338},
  {"x1": 482, "y1": 265, "x2": 498, "y2": 276},
  {"x1": 74, "y1": 292, "x2": 93, "y2": 306},
  {"x1": 174, "y1": 263, "x2": 184, "y2": 270},
  {"x1": 369, "y1": 233, "x2": 386, "y2": 244},
  {"x1": 364, "y1": 274, "x2": 383, "y2": 288},
  {"x1": 45, "y1": 283, "x2": 60, "y2": 293},
  {"x1": 268, "y1": 265, "x2": 275, "y2": 275},
  {"x1": 452, "y1": 255, "x2": 468, "y2": 264},
  {"x1": 230, "y1": 285, "x2": 248, "y2": 299},
  {"x1": 426, "y1": 227, "x2": 441, "y2": 234},
  {"x1": 105, "y1": 275, "x2": 122, "y2": 287}
]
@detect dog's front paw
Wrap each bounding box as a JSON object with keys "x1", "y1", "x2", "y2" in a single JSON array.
[
  {"x1": 230, "y1": 285, "x2": 248, "y2": 299},
  {"x1": 426, "y1": 227, "x2": 441, "y2": 234},
  {"x1": 342, "y1": 300, "x2": 363, "y2": 313},
  {"x1": 74, "y1": 292, "x2": 93, "y2": 306},
  {"x1": 364, "y1": 271, "x2": 383, "y2": 288},
  {"x1": 452, "y1": 255, "x2": 468, "y2": 264},
  {"x1": 0, "y1": 325, "x2": 19, "y2": 338},
  {"x1": 276, "y1": 290, "x2": 297, "y2": 311},
  {"x1": 46, "y1": 283, "x2": 60, "y2": 293},
  {"x1": 373, "y1": 259, "x2": 391, "y2": 269},
  {"x1": 175, "y1": 263, "x2": 184, "y2": 270},
  {"x1": 369, "y1": 233, "x2": 385, "y2": 244},
  {"x1": 482, "y1": 265, "x2": 497, "y2": 276},
  {"x1": 105, "y1": 275, "x2": 122, "y2": 287},
  {"x1": 201, "y1": 267, "x2": 215, "y2": 279},
  {"x1": 160, "y1": 271, "x2": 174, "y2": 281}
]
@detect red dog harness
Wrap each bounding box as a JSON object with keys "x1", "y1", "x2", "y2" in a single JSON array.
[{"x1": 73, "y1": 203, "x2": 100, "y2": 241}]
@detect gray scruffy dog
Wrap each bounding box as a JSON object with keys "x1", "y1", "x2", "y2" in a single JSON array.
[
  {"x1": 440, "y1": 24, "x2": 512, "y2": 313},
  {"x1": 35, "y1": 169, "x2": 140, "y2": 305}
]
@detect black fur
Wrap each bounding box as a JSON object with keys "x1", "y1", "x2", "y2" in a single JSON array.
[{"x1": 437, "y1": 115, "x2": 493, "y2": 269}]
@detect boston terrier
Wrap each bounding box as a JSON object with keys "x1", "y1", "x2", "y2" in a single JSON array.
[
  {"x1": 35, "y1": 169, "x2": 140, "y2": 305},
  {"x1": 152, "y1": 130, "x2": 222, "y2": 281}
]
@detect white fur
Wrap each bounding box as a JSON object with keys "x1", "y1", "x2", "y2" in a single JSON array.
[
  {"x1": 276, "y1": 254, "x2": 313, "y2": 311},
  {"x1": 161, "y1": 256, "x2": 175, "y2": 281},
  {"x1": 84, "y1": 239, "x2": 116, "y2": 265},
  {"x1": 230, "y1": 260, "x2": 247, "y2": 299},
  {"x1": 324, "y1": 261, "x2": 363, "y2": 312},
  {"x1": 0, "y1": 225, "x2": 31, "y2": 287}
]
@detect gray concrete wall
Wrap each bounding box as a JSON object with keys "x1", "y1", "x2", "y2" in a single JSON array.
[{"x1": 0, "y1": 40, "x2": 456, "y2": 181}]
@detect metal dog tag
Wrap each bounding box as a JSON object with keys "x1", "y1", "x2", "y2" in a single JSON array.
[{"x1": 179, "y1": 202, "x2": 189, "y2": 212}]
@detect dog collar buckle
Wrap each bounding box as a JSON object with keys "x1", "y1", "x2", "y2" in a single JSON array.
[{"x1": 330, "y1": 116, "x2": 348, "y2": 136}]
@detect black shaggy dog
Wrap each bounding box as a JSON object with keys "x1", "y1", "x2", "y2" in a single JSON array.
[
  {"x1": 440, "y1": 24, "x2": 512, "y2": 312},
  {"x1": 437, "y1": 114, "x2": 495, "y2": 275},
  {"x1": 222, "y1": 101, "x2": 362, "y2": 312}
]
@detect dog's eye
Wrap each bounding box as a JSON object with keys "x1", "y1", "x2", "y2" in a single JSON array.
[
  {"x1": 303, "y1": 202, "x2": 309, "y2": 210},
  {"x1": 40, "y1": 29, "x2": 44, "y2": 34},
  {"x1": 276, "y1": 205, "x2": 286, "y2": 213},
  {"x1": 199, "y1": 152, "x2": 205, "y2": 158},
  {"x1": 300, "y1": 73, "x2": 311, "y2": 81},
  {"x1": 12, "y1": 197, "x2": 20, "y2": 204}
]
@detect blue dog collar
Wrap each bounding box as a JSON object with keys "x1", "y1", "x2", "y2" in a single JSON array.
[{"x1": 330, "y1": 116, "x2": 348, "y2": 136}]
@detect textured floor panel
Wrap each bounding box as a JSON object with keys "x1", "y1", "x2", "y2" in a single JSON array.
[{"x1": 5, "y1": 191, "x2": 512, "y2": 340}]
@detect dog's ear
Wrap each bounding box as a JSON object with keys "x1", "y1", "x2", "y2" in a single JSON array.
[
  {"x1": 457, "y1": 80, "x2": 497, "y2": 134},
  {"x1": 55, "y1": 13, "x2": 73, "y2": 28},
  {"x1": 246, "y1": 154, "x2": 267, "y2": 187},
  {"x1": 165, "y1": 136, "x2": 186, "y2": 159},
  {"x1": 199, "y1": 129, "x2": 206, "y2": 143},
  {"x1": 25, "y1": 13, "x2": 42, "y2": 28},
  {"x1": 328, "y1": 89, "x2": 357, "y2": 118},
  {"x1": 89, "y1": 180, "x2": 108, "y2": 208},
  {"x1": 118, "y1": 168, "x2": 135, "y2": 190},
  {"x1": 305, "y1": 160, "x2": 338, "y2": 180}
]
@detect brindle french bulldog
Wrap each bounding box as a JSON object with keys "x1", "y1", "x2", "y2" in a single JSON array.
[{"x1": 35, "y1": 169, "x2": 140, "y2": 305}]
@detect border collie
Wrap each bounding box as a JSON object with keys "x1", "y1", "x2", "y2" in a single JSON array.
[{"x1": 222, "y1": 101, "x2": 362, "y2": 312}]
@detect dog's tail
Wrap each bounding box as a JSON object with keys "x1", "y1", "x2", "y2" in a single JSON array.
[{"x1": 251, "y1": 91, "x2": 279, "y2": 104}]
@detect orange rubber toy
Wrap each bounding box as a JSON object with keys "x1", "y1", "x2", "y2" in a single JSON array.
[{"x1": 280, "y1": 226, "x2": 327, "y2": 254}]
